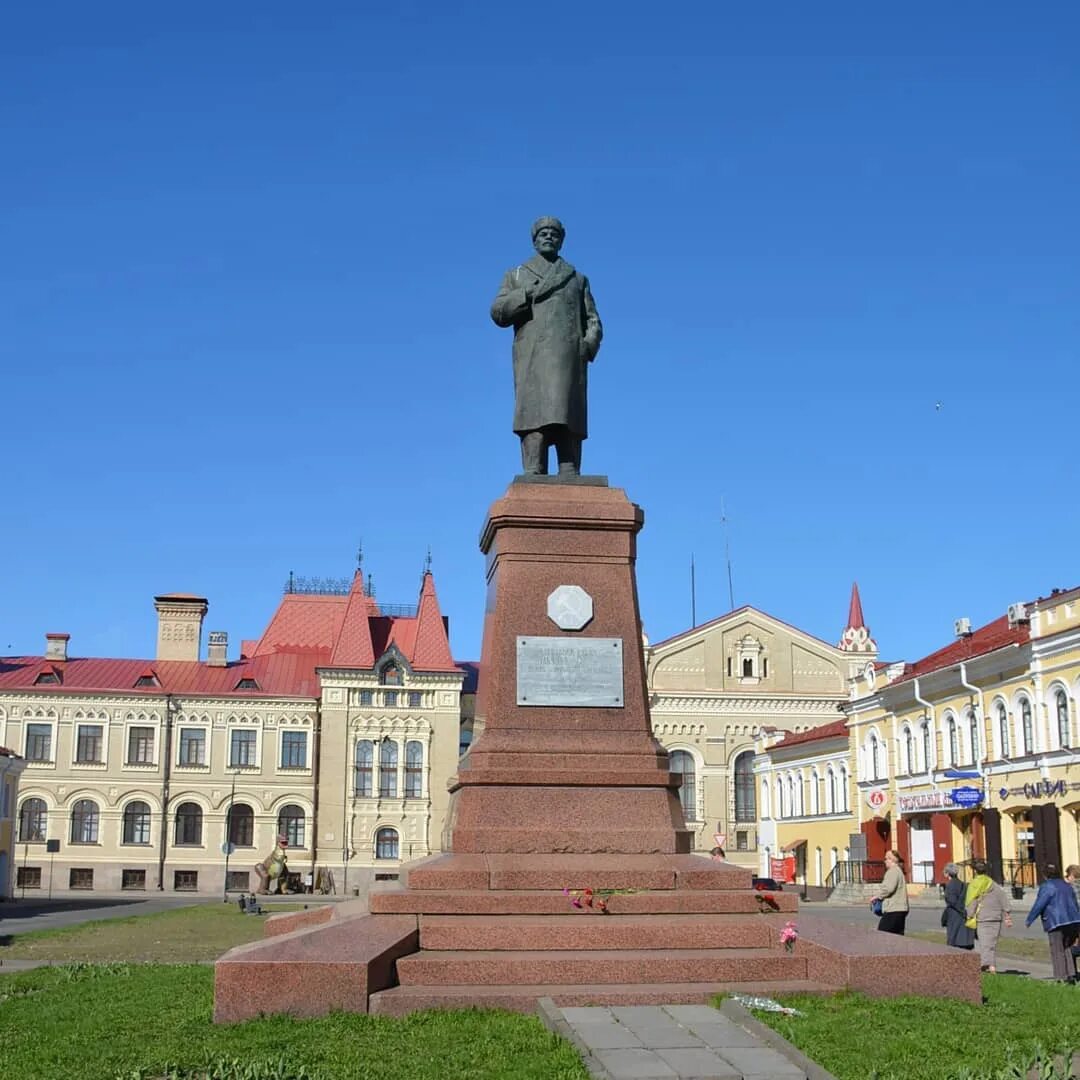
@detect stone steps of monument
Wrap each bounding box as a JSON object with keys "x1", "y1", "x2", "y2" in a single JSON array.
[
  {"x1": 368, "y1": 979, "x2": 837, "y2": 1017},
  {"x1": 402, "y1": 852, "x2": 753, "y2": 892},
  {"x1": 419, "y1": 914, "x2": 776, "y2": 951},
  {"x1": 395, "y1": 947, "x2": 807, "y2": 987},
  {"x1": 369, "y1": 887, "x2": 798, "y2": 916}
]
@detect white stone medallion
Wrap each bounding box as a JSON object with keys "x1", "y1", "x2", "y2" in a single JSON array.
[{"x1": 547, "y1": 584, "x2": 594, "y2": 631}]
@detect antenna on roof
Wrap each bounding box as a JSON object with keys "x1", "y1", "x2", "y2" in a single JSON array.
[
  {"x1": 366, "y1": 573, "x2": 375, "y2": 598},
  {"x1": 424, "y1": 546, "x2": 432, "y2": 576},
  {"x1": 690, "y1": 553, "x2": 697, "y2": 628},
  {"x1": 720, "y1": 497, "x2": 735, "y2": 611}
]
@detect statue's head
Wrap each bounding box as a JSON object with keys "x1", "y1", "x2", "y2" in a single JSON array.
[{"x1": 531, "y1": 216, "x2": 565, "y2": 258}]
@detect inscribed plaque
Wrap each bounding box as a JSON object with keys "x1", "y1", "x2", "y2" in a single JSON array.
[{"x1": 516, "y1": 636, "x2": 623, "y2": 707}]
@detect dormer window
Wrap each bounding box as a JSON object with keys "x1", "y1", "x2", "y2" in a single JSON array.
[
  {"x1": 34, "y1": 668, "x2": 61, "y2": 685},
  {"x1": 134, "y1": 671, "x2": 160, "y2": 688},
  {"x1": 235, "y1": 677, "x2": 259, "y2": 691},
  {"x1": 379, "y1": 663, "x2": 402, "y2": 686}
]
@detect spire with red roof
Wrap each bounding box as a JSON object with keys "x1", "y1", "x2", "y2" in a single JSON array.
[
  {"x1": 409, "y1": 570, "x2": 457, "y2": 672},
  {"x1": 838, "y1": 581, "x2": 877, "y2": 654},
  {"x1": 329, "y1": 570, "x2": 377, "y2": 668}
]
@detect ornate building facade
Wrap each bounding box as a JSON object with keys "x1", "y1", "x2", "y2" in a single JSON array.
[
  {"x1": 2, "y1": 570, "x2": 464, "y2": 898},
  {"x1": 644, "y1": 585, "x2": 876, "y2": 870}
]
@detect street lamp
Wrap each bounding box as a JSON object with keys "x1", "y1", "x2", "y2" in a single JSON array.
[{"x1": 222, "y1": 770, "x2": 238, "y2": 903}]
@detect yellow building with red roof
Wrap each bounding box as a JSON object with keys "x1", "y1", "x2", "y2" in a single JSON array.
[{"x1": 0, "y1": 569, "x2": 464, "y2": 898}]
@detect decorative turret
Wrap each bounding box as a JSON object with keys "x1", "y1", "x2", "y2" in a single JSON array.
[{"x1": 838, "y1": 582, "x2": 877, "y2": 654}]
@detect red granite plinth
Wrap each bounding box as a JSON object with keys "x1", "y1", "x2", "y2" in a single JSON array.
[{"x1": 444, "y1": 482, "x2": 692, "y2": 854}]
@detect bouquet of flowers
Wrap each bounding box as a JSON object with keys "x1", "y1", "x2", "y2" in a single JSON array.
[{"x1": 779, "y1": 921, "x2": 799, "y2": 952}]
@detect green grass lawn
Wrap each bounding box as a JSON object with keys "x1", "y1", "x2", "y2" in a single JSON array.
[
  {"x1": 745, "y1": 977, "x2": 1080, "y2": 1080},
  {"x1": 0, "y1": 964, "x2": 589, "y2": 1080},
  {"x1": 908, "y1": 930, "x2": 1051, "y2": 963},
  {"x1": 0, "y1": 903, "x2": 306, "y2": 964}
]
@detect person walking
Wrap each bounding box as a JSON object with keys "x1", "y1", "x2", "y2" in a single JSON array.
[
  {"x1": 941, "y1": 863, "x2": 975, "y2": 950},
  {"x1": 1066, "y1": 864, "x2": 1080, "y2": 907},
  {"x1": 964, "y1": 860, "x2": 1011, "y2": 972},
  {"x1": 1024, "y1": 863, "x2": 1080, "y2": 982},
  {"x1": 872, "y1": 850, "x2": 909, "y2": 935}
]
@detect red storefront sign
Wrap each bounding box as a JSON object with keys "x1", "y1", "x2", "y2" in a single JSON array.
[{"x1": 769, "y1": 856, "x2": 796, "y2": 884}]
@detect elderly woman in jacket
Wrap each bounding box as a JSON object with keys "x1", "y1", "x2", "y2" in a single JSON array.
[
  {"x1": 964, "y1": 860, "x2": 1011, "y2": 972},
  {"x1": 1025, "y1": 863, "x2": 1080, "y2": 981},
  {"x1": 941, "y1": 863, "x2": 975, "y2": 950},
  {"x1": 872, "y1": 850, "x2": 909, "y2": 935}
]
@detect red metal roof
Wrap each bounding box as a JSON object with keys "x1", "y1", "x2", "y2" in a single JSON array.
[
  {"x1": 770, "y1": 719, "x2": 849, "y2": 749},
  {"x1": 329, "y1": 573, "x2": 377, "y2": 668},
  {"x1": 889, "y1": 615, "x2": 1029, "y2": 686},
  {"x1": 411, "y1": 571, "x2": 458, "y2": 672},
  {"x1": 846, "y1": 583, "x2": 865, "y2": 632}
]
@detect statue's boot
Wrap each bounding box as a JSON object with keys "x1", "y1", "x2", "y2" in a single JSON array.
[{"x1": 554, "y1": 430, "x2": 582, "y2": 476}]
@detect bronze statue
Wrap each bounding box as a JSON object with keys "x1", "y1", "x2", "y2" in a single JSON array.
[{"x1": 491, "y1": 217, "x2": 603, "y2": 477}]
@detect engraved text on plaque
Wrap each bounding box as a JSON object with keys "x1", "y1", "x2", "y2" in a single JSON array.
[{"x1": 516, "y1": 636, "x2": 623, "y2": 707}]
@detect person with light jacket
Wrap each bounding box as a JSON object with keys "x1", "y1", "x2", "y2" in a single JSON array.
[
  {"x1": 872, "y1": 850, "x2": 909, "y2": 935},
  {"x1": 1025, "y1": 863, "x2": 1080, "y2": 981},
  {"x1": 964, "y1": 860, "x2": 1012, "y2": 972}
]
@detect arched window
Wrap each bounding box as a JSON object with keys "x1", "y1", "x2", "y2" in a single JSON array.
[
  {"x1": 355, "y1": 740, "x2": 374, "y2": 797},
  {"x1": 775, "y1": 778, "x2": 784, "y2": 819},
  {"x1": 839, "y1": 765, "x2": 849, "y2": 811},
  {"x1": 968, "y1": 710, "x2": 979, "y2": 764},
  {"x1": 869, "y1": 733, "x2": 881, "y2": 780},
  {"x1": 825, "y1": 768, "x2": 836, "y2": 814},
  {"x1": 733, "y1": 751, "x2": 756, "y2": 822},
  {"x1": 1020, "y1": 698, "x2": 1034, "y2": 755},
  {"x1": 998, "y1": 702, "x2": 1010, "y2": 758},
  {"x1": 947, "y1": 717, "x2": 959, "y2": 766},
  {"x1": 278, "y1": 804, "x2": 305, "y2": 848},
  {"x1": 405, "y1": 741, "x2": 423, "y2": 798},
  {"x1": 809, "y1": 769, "x2": 820, "y2": 815},
  {"x1": 175, "y1": 802, "x2": 202, "y2": 845},
  {"x1": 669, "y1": 750, "x2": 697, "y2": 820},
  {"x1": 760, "y1": 779, "x2": 770, "y2": 819},
  {"x1": 1057, "y1": 690, "x2": 1070, "y2": 749},
  {"x1": 379, "y1": 663, "x2": 402, "y2": 686},
  {"x1": 122, "y1": 801, "x2": 151, "y2": 845},
  {"x1": 228, "y1": 803, "x2": 254, "y2": 847},
  {"x1": 785, "y1": 775, "x2": 794, "y2": 819},
  {"x1": 71, "y1": 799, "x2": 99, "y2": 844},
  {"x1": 921, "y1": 720, "x2": 933, "y2": 771},
  {"x1": 379, "y1": 740, "x2": 398, "y2": 798},
  {"x1": 903, "y1": 727, "x2": 915, "y2": 774},
  {"x1": 375, "y1": 826, "x2": 399, "y2": 859},
  {"x1": 18, "y1": 797, "x2": 47, "y2": 842}
]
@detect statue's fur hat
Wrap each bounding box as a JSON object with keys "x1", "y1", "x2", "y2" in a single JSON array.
[{"x1": 531, "y1": 216, "x2": 565, "y2": 240}]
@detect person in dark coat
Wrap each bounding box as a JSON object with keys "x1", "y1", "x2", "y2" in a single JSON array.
[
  {"x1": 491, "y1": 217, "x2": 603, "y2": 477},
  {"x1": 1025, "y1": 863, "x2": 1080, "y2": 981},
  {"x1": 941, "y1": 863, "x2": 975, "y2": 950}
]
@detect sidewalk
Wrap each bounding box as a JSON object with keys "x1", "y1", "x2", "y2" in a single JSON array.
[{"x1": 541, "y1": 999, "x2": 836, "y2": 1080}]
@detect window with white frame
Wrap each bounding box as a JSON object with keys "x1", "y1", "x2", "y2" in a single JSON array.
[
  {"x1": 967, "y1": 709, "x2": 979, "y2": 764},
  {"x1": 230, "y1": 729, "x2": 257, "y2": 768},
  {"x1": 75, "y1": 723, "x2": 104, "y2": 764},
  {"x1": 809, "y1": 769, "x2": 820, "y2": 815},
  {"x1": 127, "y1": 726, "x2": 155, "y2": 765},
  {"x1": 375, "y1": 826, "x2": 399, "y2": 859},
  {"x1": 379, "y1": 740, "x2": 398, "y2": 797},
  {"x1": 71, "y1": 799, "x2": 100, "y2": 843},
  {"x1": 760, "y1": 779, "x2": 770, "y2": 819},
  {"x1": 1019, "y1": 697, "x2": 1034, "y2": 755},
  {"x1": 669, "y1": 750, "x2": 697, "y2": 820},
  {"x1": 355, "y1": 740, "x2": 374, "y2": 796},
  {"x1": 278, "y1": 804, "x2": 305, "y2": 847},
  {"x1": 903, "y1": 727, "x2": 915, "y2": 774},
  {"x1": 868, "y1": 732, "x2": 883, "y2": 780},
  {"x1": 280, "y1": 730, "x2": 307, "y2": 769},
  {"x1": 946, "y1": 716, "x2": 959, "y2": 766},
  {"x1": 178, "y1": 727, "x2": 207, "y2": 766},
  {"x1": 734, "y1": 751, "x2": 756, "y2": 822},
  {"x1": 122, "y1": 801, "x2": 152, "y2": 845},
  {"x1": 25, "y1": 723, "x2": 52, "y2": 762},
  {"x1": 825, "y1": 768, "x2": 836, "y2": 814},
  {"x1": 839, "y1": 764, "x2": 849, "y2": 811},
  {"x1": 1056, "y1": 690, "x2": 1070, "y2": 749},
  {"x1": 921, "y1": 720, "x2": 933, "y2": 771},
  {"x1": 405, "y1": 741, "x2": 423, "y2": 798},
  {"x1": 227, "y1": 803, "x2": 254, "y2": 846},
  {"x1": 997, "y1": 702, "x2": 1010, "y2": 758},
  {"x1": 19, "y1": 797, "x2": 47, "y2": 841},
  {"x1": 174, "y1": 802, "x2": 203, "y2": 845}
]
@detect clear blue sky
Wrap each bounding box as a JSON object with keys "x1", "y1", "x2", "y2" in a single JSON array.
[{"x1": 3, "y1": 3, "x2": 1078, "y2": 665}]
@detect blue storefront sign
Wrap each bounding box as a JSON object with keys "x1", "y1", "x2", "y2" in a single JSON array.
[{"x1": 948, "y1": 786, "x2": 984, "y2": 809}]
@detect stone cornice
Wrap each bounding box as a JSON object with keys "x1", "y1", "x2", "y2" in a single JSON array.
[{"x1": 650, "y1": 695, "x2": 844, "y2": 715}]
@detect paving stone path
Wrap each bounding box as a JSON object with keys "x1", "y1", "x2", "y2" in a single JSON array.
[{"x1": 539, "y1": 999, "x2": 835, "y2": 1080}]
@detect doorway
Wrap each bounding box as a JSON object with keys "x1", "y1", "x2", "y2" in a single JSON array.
[{"x1": 909, "y1": 815, "x2": 934, "y2": 884}]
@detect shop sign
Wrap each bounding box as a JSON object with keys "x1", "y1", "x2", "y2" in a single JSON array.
[
  {"x1": 948, "y1": 786, "x2": 984, "y2": 809},
  {"x1": 769, "y1": 856, "x2": 796, "y2": 884},
  {"x1": 866, "y1": 788, "x2": 888, "y2": 812},
  {"x1": 898, "y1": 791, "x2": 949, "y2": 813},
  {"x1": 997, "y1": 779, "x2": 1073, "y2": 801}
]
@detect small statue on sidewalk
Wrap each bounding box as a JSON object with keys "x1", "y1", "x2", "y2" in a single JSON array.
[{"x1": 254, "y1": 834, "x2": 289, "y2": 895}]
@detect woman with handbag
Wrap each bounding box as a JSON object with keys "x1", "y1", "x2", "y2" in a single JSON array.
[
  {"x1": 965, "y1": 859, "x2": 1012, "y2": 973},
  {"x1": 872, "y1": 850, "x2": 909, "y2": 935},
  {"x1": 941, "y1": 863, "x2": 974, "y2": 950}
]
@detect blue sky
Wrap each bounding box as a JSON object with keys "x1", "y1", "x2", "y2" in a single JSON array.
[{"x1": 3, "y1": 3, "x2": 1078, "y2": 665}]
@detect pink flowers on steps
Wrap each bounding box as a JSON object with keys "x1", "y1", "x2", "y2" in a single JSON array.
[{"x1": 780, "y1": 921, "x2": 799, "y2": 952}]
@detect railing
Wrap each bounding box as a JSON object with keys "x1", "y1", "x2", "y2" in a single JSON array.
[
  {"x1": 955, "y1": 858, "x2": 1037, "y2": 888},
  {"x1": 824, "y1": 860, "x2": 886, "y2": 890}
]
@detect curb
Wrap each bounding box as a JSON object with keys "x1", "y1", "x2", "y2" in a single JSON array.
[
  {"x1": 718, "y1": 998, "x2": 837, "y2": 1080},
  {"x1": 537, "y1": 997, "x2": 607, "y2": 1080}
]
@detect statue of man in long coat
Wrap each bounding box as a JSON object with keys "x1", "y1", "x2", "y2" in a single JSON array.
[{"x1": 491, "y1": 217, "x2": 603, "y2": 477}]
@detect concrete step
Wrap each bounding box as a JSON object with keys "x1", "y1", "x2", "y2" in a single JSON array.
[
  {"x1": 370, "y1": 887, "x2": 798, "y2": 915},
  {"x1": 395, "y1": 948, "x2": 807, "y2": 986},
  {"x1": 369, "y1": 979, "x2": 835, "y2": 1017},
  {"x1": 419, "y1": 914, "x2": 775, "y2": 951}
]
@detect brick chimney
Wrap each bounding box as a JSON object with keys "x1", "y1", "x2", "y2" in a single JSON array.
[
  {"x1": 154, "y1": 594, "x2": 208, "y2": 662},
  {"x1": 45, "y1": 633, "x2": 70, "y2": 662},
  {"x1": 207, "y1": 631, "x2": 228, "y2": 667}
]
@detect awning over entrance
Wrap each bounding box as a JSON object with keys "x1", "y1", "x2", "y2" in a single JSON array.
[{"x1": 781, "y1": 838, "x2": 807, "y2": 852}]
